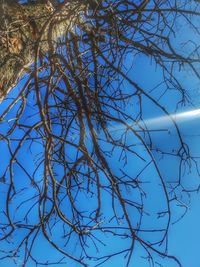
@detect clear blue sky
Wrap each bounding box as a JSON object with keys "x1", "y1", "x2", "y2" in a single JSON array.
[
  {"x1": 0, "y1": 1, "x2": 200, "y2": 267},
  {"x1": 0, "y1": 54, "x2": 200, "y2": 267}
]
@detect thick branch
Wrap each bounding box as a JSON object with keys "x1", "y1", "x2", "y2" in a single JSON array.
[{"x1": 0, "y1": 0, "x2": 79, "y2": 102}]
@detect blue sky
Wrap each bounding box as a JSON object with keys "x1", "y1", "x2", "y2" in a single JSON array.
[
  {"x1": 0, "y1": 58, "x2": 200, "y2": 267},
  {"x1": 0, "y1": 1, "x2": 200, "y2": 267}
]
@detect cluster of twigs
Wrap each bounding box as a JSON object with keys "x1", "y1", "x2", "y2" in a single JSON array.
[{"x1": 0, "y1": 0, "x2": 200, "y2": 266}]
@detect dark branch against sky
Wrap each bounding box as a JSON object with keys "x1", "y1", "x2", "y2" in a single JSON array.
[{"x1": 0, "y1": 1, "x2": 200, "y2": 266}]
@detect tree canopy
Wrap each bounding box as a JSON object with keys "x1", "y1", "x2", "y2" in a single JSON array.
[{"x1": 0, "y1": 0, "x2": 200, "y2": 266}]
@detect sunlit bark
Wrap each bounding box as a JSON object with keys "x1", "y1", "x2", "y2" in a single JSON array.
[{"x1": 0, "y1": 0, "x2": 83, "y2": 101}]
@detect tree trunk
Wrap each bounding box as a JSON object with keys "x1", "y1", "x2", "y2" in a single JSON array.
[{"x1": 0, "y1": 0, "x2": 81, "y2": 102}]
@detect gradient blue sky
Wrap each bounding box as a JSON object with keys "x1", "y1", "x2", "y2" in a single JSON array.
[
  {"x1": 0, "y1": 56, "x2": 200, "y2": 267},
  {"x1": 0, "y1": 2, "x2": 200, "y2": 266}
]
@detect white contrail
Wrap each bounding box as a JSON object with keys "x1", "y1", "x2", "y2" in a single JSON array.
[
  {"x1": 71, "y1": 108, "x2": 200, "y2": 141},
  {"x1": 107, "y1": 108, "x2": 200, "y2": 134},
  {"x1": 143, "y1": 108, "x2": 200, "y2": 127}
]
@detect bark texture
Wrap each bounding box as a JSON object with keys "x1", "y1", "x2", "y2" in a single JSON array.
[{"x1": 0, "y1": 0, "x2": 82, "y2": 102}]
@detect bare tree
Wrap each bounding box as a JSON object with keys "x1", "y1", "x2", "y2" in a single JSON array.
[{"x1": 0, "y1": 0, "x2": 200, "y2": 266}]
